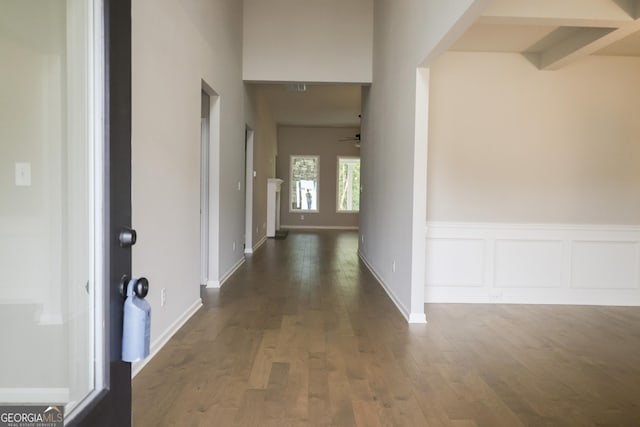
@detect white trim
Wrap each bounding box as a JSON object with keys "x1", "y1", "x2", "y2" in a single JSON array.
[
  {"x1": 245, "y1": 235, "x2": 267, "y2": 254},
  {"x1": 425, "y1": 222, "x2": 640, "y2": 305},
  {"x1": 359, "y1": 251, "x2": 427, "y2": 324},
  {"x1": 427, "y1": 221, "x2": 640, "y2": 233},
  {"x1": 244, "y1": 128, "x2": 255, "y2": 252},
  {"x1": 336, "y1": 156, "x2": 360, "y2": 213},
  {"x1": 132, "y1": 298, "x2": 203, "y2": 378},
  {"x1": 206, "y1": 257, "x2": 246, "y2": 289},
  {"x1": 0, "y1": 387, "x2": 70, "y2": 403},
  {"x1": 281, "y1": 225, "x2": 359, "y2": 230},
  {"x1": 410, "y1": 67, "x2": 429, "y2": 321}
]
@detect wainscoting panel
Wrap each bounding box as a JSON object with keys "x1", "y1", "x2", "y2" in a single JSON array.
[
  {"x1": 425, "y1": 239, "x2": 485, "y2": 287},
  {"x1": 494, "y1": 240, "x2": 564, "y2": 288},
  {"x1": 425, "y1": 223, "x2": 640, "y2": 305},
  {"x1": 571, "y1": 241, "x2": 639, "y2": 290}
]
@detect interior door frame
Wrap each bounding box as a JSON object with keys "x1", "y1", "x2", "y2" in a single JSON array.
[
  {"x1": 200, "y1": 91, "x2": 210, "y2": 285},
  {"x1": 67, "y1": 0, "x2": 132, "y2": 424},
  {"x1": 244, "y1": 127, "x2": 254, "y2": 253}
]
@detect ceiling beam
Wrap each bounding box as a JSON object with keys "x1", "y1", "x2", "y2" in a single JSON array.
[
  {"x1": 480, "y1": 0, "x2": 635, "y2": 27},
  {"x1": 535, "y1": 28, "x2": 615, "y2": 69},
  {"x1": 527, "y1": 18, "x2": 640, "y2": 70}
]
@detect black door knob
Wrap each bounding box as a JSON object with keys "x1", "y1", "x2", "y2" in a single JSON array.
[
  {"x1": 120, "y1": 276, "x2": 149, "y2": 299},
  {"x1": 119, "y1": 227, "x2": 137, "y2": 247},
  {"x1": 134, "y1": 277, "x2": 149, "y2": 298}
]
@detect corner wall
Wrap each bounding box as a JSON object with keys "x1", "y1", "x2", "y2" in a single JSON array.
[
  {"x1": 359, "y1": 0, "x2": 486, "y2": 322},
  {"x1": 425, "y1": 52, "x2": 640, "y2": 304}
]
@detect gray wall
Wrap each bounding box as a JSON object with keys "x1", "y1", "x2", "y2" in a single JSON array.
[
  {"x1": 132, "y1": 0, "x2": 246, "y2": 356},
  {"x1": 277, "y1": 126, "x2": 360, "y2": 228}
]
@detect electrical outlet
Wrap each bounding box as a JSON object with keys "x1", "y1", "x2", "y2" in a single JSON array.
[
  {"x1": 392, "y1": 261, "x2": 396, "y2": 273},
  {"x1": 301, "y1": 214, "x2": 304, "y2": 220},
  {"x1": 256, "y1": 226, "x2": 259, "y2": 233},
  {"x1": 361, "y1": 234, "x2": 364, "y2": 243},
  {"x1": 233, "y1": 241, "x2": 236, "y2": 251},
  {"x1": 161, "y1": 288, "x2": 166, "y2": 307},
  {"x1": 489, "y1": 290, "x2": 503, "y2": 300},
  {"x1": 237, "y1": 181, "x2": 241, "y2": 191}
]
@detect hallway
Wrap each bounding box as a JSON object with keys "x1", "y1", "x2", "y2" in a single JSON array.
[{"x1": 133, "y1": 231, "x2": 640, "y2": 426}]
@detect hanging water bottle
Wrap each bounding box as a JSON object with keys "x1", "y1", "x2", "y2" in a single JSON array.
[{"x1": 121, "y1": 277, "x2": 151, "y2": 362}]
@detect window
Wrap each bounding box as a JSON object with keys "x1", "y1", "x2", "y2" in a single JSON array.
[
  {"x1": 337, "y1": 157, "x2": 360, "y2": 212},
  {"x1": 290, "y1": 155, "x2": 319, "y2": 212}
]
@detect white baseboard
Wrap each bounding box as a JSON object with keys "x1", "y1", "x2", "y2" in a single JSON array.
[
  {"x1": 245, "y1": 235, "x2": 267, "y2": 254},
  {"x1": 359, "y1": 251, "x2": 425, "y2": 324},
  {"x1": 425, "y1": 222, "x2": 640, "y2": 305},
  {"x1": 132, "y1": 298, "x2": 202, "y2": 378},
  {"x1": 0, "y1": 387, "x2": 69, "y2": 403},
  {"x1": 281, "y1": 225, "x2": 359, "y2": 230},
  {"x1": 206, "y1": 257, "x2": 246, "y2": 289}
]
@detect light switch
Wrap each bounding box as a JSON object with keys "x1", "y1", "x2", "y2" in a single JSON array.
[{"x1": 15, "y1": 162, "x2": 31, "y2": 186}]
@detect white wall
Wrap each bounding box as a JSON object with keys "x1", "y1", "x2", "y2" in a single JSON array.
[
  {"x1": 425, "y1": 52, "x2": 640, "y2": 304},
  {"x1": 276, "y1": 126, "x2": 360, "y2": 229},
  {"x1": 359, "y1": 0, "x2": 487, "y2": 322},
  {"x1": 243, "y1": 0, "x2": 373, "y2": 83},
  {"x1": 428, "y1": 52, "x2": 640, "y2": 224},
  {"x1": 132, "y1": 0, "x2": 246, "y2": 370}
]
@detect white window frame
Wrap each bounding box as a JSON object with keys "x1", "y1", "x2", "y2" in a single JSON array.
[
  {"x1": 336, "y1": 156, "x2": 360, "y2": 213},
  {"x1": 289, "y1": 155, "x2": 320, "y2": 213}
]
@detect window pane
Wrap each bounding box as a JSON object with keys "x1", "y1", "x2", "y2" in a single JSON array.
[
  {"x1": 337, "y1": 158, "x2": 360, "y2": 212},
  {"x1": 290, "y1": 156, "x2": 319, "y2": 211}
]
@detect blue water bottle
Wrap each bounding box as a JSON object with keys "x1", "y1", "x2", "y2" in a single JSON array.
[{"x1": 122, "y1": 277, "x2": 151, "y2": 362}]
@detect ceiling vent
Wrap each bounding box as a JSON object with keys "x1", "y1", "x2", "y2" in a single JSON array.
[{"x1": 286, "y1": 83, "x2": 307, "y2": 92}]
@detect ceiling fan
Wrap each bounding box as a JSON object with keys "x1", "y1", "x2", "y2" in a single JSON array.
[{"x1": 339, "y1": 133, "x2": 361, "y2": 148}]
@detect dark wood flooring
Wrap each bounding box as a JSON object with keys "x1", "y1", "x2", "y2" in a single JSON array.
[{"x1": 133, "y1": 230, "x2": 640, "y2": 426}]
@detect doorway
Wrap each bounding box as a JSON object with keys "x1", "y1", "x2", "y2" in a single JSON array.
[
  {"x1": 0, "y1": 0, "x2": 134, "y2": 424},
  {"x1": 200, "y1": 83, "x2": 220, "y2": 287}
]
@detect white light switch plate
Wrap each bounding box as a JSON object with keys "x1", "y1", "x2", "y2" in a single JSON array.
[{"x1": 15, "y1": 162, "x2": 31, "y2": 186}]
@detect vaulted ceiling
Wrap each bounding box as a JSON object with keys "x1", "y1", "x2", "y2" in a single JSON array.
[
  {"x1": 450, "y1": 0, "x2": 640, "y2": 69},
  {"x1": 254, "y1": 1, "x2": 640, "y2": 128}
]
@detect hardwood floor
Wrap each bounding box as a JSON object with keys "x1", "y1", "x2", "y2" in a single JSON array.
[{"x1": 133, "y1": 230, "x2": 640, "y2": 426}]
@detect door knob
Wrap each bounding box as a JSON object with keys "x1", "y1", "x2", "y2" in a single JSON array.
[
  {"x1": 120, "y1": 276, "x2": 149, "y2": 299},
  {"x1": 118, "y1": 227, "x2": 137, "y2": 247}
]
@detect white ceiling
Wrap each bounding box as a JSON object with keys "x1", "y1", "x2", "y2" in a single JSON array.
[
  {"x1": 449, "y1": 0, "x2": 640, "y2": 69},
  {"x1": 253, "y1": 84, "x2": 362, "y2": 128}
]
